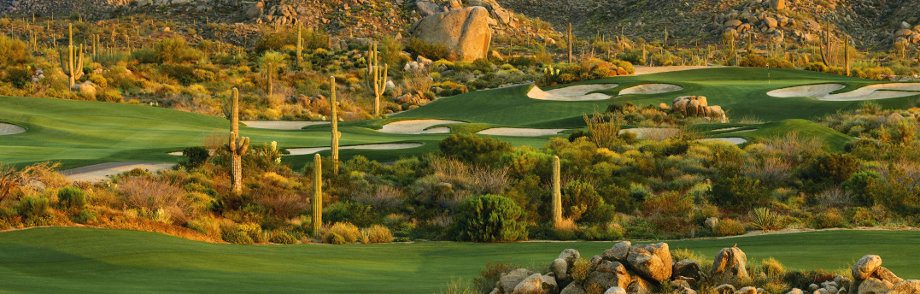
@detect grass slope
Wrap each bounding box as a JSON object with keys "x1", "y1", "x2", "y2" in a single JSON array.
[{"x1": 0, "y1": 228, "x2": 917, "y2": 293}]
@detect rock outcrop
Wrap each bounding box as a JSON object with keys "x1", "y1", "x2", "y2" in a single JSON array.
[
  {"x1": 851, "y1": 255, "x2": 916, "y2": 294},
  {"x1": 412, "y1": 6, "x2": 493, "y2": 61},
  {"x1": 711, "y1": 246, "x2": 748, "y2": 284},
  {"x1": 672, "y1": 96, "x2": 728, "y2": 122}
]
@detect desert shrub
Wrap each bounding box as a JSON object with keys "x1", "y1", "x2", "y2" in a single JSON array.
[
  {"x1": 187, "y1": 216, "x2": 221, "y2": 237},
  {"x1": 0, "y1": 35, "x2": 29, "y2": 68},
  {"x1": 714, "y1": 218, "x2": 747, "y2": 236},
  {"x1": 323, "y1": 201, "x2": 377, "y2": 228},
  {"x1": 804, "y1": 153, "x2": 860, "y2": 185},
  {"x1": 153, "y1": 37, "x2": 204, "y2": 64},
  {"x1": 16, "y1": 195, "x2": 50, "y2": 219},
  {"x1": 322, "y1": 222, "x2": 361, "y2": 244},
  {"x1": 473, "y1": 263, "x2": 515, "y2": 294},
  {"x1": 454, "y1": 194, "x2": 527, "y2": 242},
  {"x1": 564, "y1": 180, "x2": 615, "y2": 224},
  {"x1": 57, "y1": 186, "x2": 87, "y2": 209},
  {"x1": 672, "y1": 248, "x2": 707, "y2": 264},
  {"x1": 117, "y1": 177, "x2": 193, "y2": 225},
  {"x1": 740, "y1": 55, "x2": 768, "y2": 67},
  {"x1": 221, "y1": 224, "x2": 255, "y2": 245},
  {"x1": 750, "y1": 207, "x2": 785, "y2": 231},
  {"x1": 269, "y1": 230, "x2": 298, "y2": 244},
  {"x1": 761, "y1": 257, "x2": 786, "y2": 277},
  {"x1": 579, "y1": 222, "x2": 625, "y2": 241},
  {"x1": 814, "y1": 209, "x2": 846, "y2": 228},
  {"x1": 71, "y1": 209, "x2": 97, "y2": 224},
  {"x1": 179, "y1": 146, "x2": 210, "y2": 169},
  {"x1": 4, "y1": 67, "x2": 31, "y2": 89},
  {"x1": 571, "y1": 258, "x2": 591, "y2": 282},
  {"x1": 711, "y1": 175, "x2": 771, "y2": 210},
  {"x1": 363, "y1": 225, "x2": 394, "y2": 243},
  {"x1": 439, "y1": 134, "x2": 512, "y2": 166}
]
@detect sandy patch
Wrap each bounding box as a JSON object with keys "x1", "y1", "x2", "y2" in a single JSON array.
[
  {"x1": 286, "y1": 143, "x2": 423, "y2": 156},
  {"x1": 63, "y1": 162, "x2": 176, "y2": 182},
  {"x1": 0, "y1": 123, "x2": 25, "y2": 135},
  {"x1": 619, "y1": 128, "x2": 680, "y2": 140},
  {"x1": 768, "y1": 83, "x2": 920, "y2": 101},
  {"x1": 618, "y1": 84, "x2": 683, "y2": 95},
  {"x1": 379, "y1": 120, "x2": 462, "y2": 134},
  {"x1": 477, "y1": 128, "x2": 567, "y2": 137},
  {"x1": 633, "y1": 66, "x2": 719, "y2": 76},
  {"x1": 242, "y1": 121, "x2": 328, "y2": 130},
  {"x1": 698, "y1": 137, "x2": 748, "y2": 145},
  {"x1": 711, "y1": 127, "x2": 742, "y2": 132},
  {"x1": 527, "y1": 84, "x2": 617, "y2": 101}
]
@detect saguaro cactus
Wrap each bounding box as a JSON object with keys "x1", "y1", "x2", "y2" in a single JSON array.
[
  {"x1": 330, "y1": 76, "x2": 341, "y2": 175},
  {"x1": 567, "y1": 23, "x2": 574, "y2": 63},
  {"x1": 369, "y1": 42, "x2": 388, "y2": 117},
  {"x1": 312, "y1": 153, "x2": 323, "y2": 236},
  {"x1": 552, "y1": 155, "x2": 563, "y2": 227},
  {"x1": 228, "y1": 88, "x2": 250, "y2": 195},
  {"x1": 844, "y1": 35, "x2": 851, "y2": 77},
  {"x1": 59, "y1": 23, "x2": 84, "y2": 89},
  {"x1": 296, "y1": 23, "x2": 303, "y2": 68},
  {"x1": 818, "y1": 23, "x2": 833, "y2": 67}
]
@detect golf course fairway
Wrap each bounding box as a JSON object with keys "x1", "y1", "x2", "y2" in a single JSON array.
[{"x1": 0, "y1": 228, "x2": 917, "y2": 293}]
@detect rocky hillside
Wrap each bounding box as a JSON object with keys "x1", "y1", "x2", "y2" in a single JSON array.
[{"x1": 497, "y1": 0, "x2": 920, "y2": 50}]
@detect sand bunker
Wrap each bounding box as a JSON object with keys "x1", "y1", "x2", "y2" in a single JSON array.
[
  {"x1": 0, "y1": 123, "x2": 25, "y2": 135},
  {"x1": 767, "y1": 83, "x2": 920, "y2": 101},
  {"x1": 379, "y1": 120, "x2": 462, "y2": 134},
  {"x1": 619, "y1": 128, "x2": 680, "y2": 140},
  {"x1": 477, "y1": 128, "x2": 567, "y2": 137},
  {"x1": 698, "y1": 138, "x2": 748, "y2": 145},
  {"x1": 64, "y1": 162, "x2": 176, "y2": 182},
  {"x1": 286, "y1": 143, "x2": 423, "y2": 156},
  {"x1": 618, "y1": 84, "x2": 683, "y2": 95},
  {"x1": 242, "y1": 121, "x2": 328, "y2": 130},
  {"x1": 527, "y1": 84, "x2": 617, "y2": 101},
  {"x1": 633, "y1": 66, "x2": 718, "y2": 76}
]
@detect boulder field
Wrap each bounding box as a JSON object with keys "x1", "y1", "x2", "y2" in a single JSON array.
[{"x1": 489, "y1": 241, "x2": 918, "y2": 294}]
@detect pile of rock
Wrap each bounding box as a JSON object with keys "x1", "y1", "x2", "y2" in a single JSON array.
[
  {"x1": 489, "y1": 242, "x2": 919, "y2": 294},
  {"x1": 894, "y1": 21, "x2": 920, "y2": 47},
  {"x1": 670, "y1": 96, "x2": 728, "y2": 123},
  {"x1": 850, "y1": 255, "x2": 919, "y2": 293},
  {"x1": 716, "y1": 0, "x2": 798, "y2": 45}
]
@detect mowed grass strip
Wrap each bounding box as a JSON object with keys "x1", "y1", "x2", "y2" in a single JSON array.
[{"x1": 0, "y1": 228, "x2": 917, "y2": 293}]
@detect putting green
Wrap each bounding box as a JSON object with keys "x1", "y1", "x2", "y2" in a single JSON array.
[
  {"x1": 1, "y1": 68, "x2": 916, "y2": 168},
  {"x1": 0, "y1": 228, "x2": 917, "y2": 293}
]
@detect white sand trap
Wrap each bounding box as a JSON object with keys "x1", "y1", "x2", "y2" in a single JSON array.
[
  {"x1": 168, "y1": 151, "x2": 184, "y2": 156},
  {"x1": 379, "y1": 120, "x2": 462, "y2": 134},
  {"x1": 633, "y1": 66, "x2": 720, "y2": 76},
  {"x1": 712, "y1": 127, "x2": 742, "y2": 132},
  {"x1": 528, "y1": 84, "x2": 617, "y2": 101},
  {"x1": 698, "y1": 138, "x2": 748, "y2": 145},
  {"x1": 768, "y1": 83, "x2": 920, "y2": 101},
  {"x1": 0, "y1": 123, "x2": 25, "y2": 135},
  {"x1": 619, "y1": 128, "x2": 680, "y2": 140},
  {"x1": 477, "y1": 128, "x2": 567, "y2": 137},
  {"x1": 286, "y1": 143, "x2": 423, "y2": 156},
  {"x1": 242, "y1": 121, "x2": 329, "y2": 130},
  {"x1": 618, "y1": 84, "x2": 683, "y2": 95},
  {"x1": 767, "y1": 84, "x2": 846, "y2": 98},
  {"x1": 63, "y1": 162, "x2": 176, "y2": 182}
]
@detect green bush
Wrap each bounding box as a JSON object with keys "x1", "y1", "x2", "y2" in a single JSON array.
[
  {"x1": 714, "y1": 218, "x2": 747, "y2": 236},
  {"x1": 323, "y1": 201, "x2": 377, "y2": 228},
  {"x1": 221, "y1": 228, "x2": 254, "y2": 245},
  {"x1": 17, "y1": 195, "x2": 50, "y2": 219},
  {"x1": 439, "y1": 134, "x2": 512, "y2": 166},
  {"x1": 72, "y1": 209, "x2": 97, "y2": 224},
  {"x1": 814, "y1": 209, "x2": 846, "y2": 228},
  {"x1": 455, "y1": 194, "x2": 527, "y2": 242},
  {"x1": 712, "y1": 175, "x2": 771, "y2": 210},
  {"x1": 180, "y1": 146, "x2": 210, "y2": 169},
  {"x1": 804, "y1": 154, "x2": 860, "y2": 184},
  {"x1": 57, "y1": 186, "x2": 87, "y2": 209},
  {"x1": 269, "y1": 231, "x2": 298, "y2": 244}
]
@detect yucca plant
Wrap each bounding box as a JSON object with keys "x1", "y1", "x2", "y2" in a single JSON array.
[{"x1": 750, "y1": 207, "x2": 785, "y2": 231}]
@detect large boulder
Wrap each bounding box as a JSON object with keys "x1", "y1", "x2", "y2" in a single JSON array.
[
  {"x1": 859, "y1": 277, "x2": 894, "y2": 294},
  {"x1": 603, "y1": 241, "x2": 632, "y2": 261},
  {"x1": 711, "y1": 246, "x2": 749, "y2": 284},
  {"x1": 625, "y1": 243, "x2": 672, "y2": 283},
  {"x1": 512, "y1": 273, "x2": 557, "y2": 294},
  {"x1": 892, "y1": 280, "x2": 920, "y2": 294},
  {"x1": 551, "y1": 258, "x2": 570, "y2": 282},
  {"x1": 596, "y1": 260, "x2": 632, "y2": 289},
  {"x1": 672, "y1": 259, "x2": 702, "y2": 286},
  {"x1": 498, "y1": 268, "x2": 535, "y2": 294},
  {"x1": 852, "y1": 255, "x2": 883, "y2": 280},
  {"x1": 412, "y1": 6, "x2": 493, "y2": 61},
  {"x1": 604, "y1": 287, "x2": 627, "y2": 294}
]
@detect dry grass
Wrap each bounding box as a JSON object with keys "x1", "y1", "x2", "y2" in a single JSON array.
[
  {"x1": 117, "y1": 177, "x2": 193, "y2": 225},
  {"x1": 363, "y1": 224, "x2": 394, "y2": 243}
]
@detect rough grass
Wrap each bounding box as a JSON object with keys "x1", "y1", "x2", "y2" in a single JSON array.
[{"x1": 0, "y1": 228, "x2": 917, "y2": 293}]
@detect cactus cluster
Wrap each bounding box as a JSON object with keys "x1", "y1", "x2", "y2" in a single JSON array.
[
  {"x1": 368, "y1": 42, "x2": 388, "y2": 117},
  {"x1": 312, "y1": 153, "x2": 323, "y2": 236},
  {"x1": 228, "y1": 88, "x2": 251, "y2": 195},
  {"x1": 329, "y1": 76, "x2": 341, "y2": 175},
  {"x1": 551, "y1": 155, "x2": 563, "y2": 228},
  {"x1": 59, "y1": 24, "x2": 84, "y2": 89}
]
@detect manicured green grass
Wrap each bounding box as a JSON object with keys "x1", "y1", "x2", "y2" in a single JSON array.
[
  {"x1": 0, "y1": 227, "x2": 917, "y2": 293},
  {"x1": 1, "y1": 68, "x2": 916, "y2": 168}
]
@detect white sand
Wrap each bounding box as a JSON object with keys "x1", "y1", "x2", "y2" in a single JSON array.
[
  {"x1": 63, "y1": 162, "x2": 176, "y2": 182},
  {"x1": 285, "y1": 143, "x2": 424, "y2": 156},
  {"x1": 527, "y1": 84, "x2": 617, "y2": 101},
  {"x1": 618, "y1": 84, "x2": 683, "y2": 95},
  {"x1": 0, "y1": 123, "x2": 25, "y2": 135},
  {"x1": 378, "y1": 120, "x2": 462, "y2": 134},
  {"x1": 619, "y1": 128, "x2": 680, "y2": 140},
  {"x1": 711, "y1": 127, "x2": 742, "y2": 132},
  {"x1": 242, "y1": 121, "x2": 328, "y2": 130},
  {"x1": 767, "y1": 83, "x2": 920, "y2": 101},
  {"x1": 477, "y1": 128, "x2": 567, "y2": 137},
  {"x1": 633, "y1": 66, "x2": 719, "y2": 76},
  {"x1": 698, "y1": 137, "x2": 748, "y2": 145}
]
